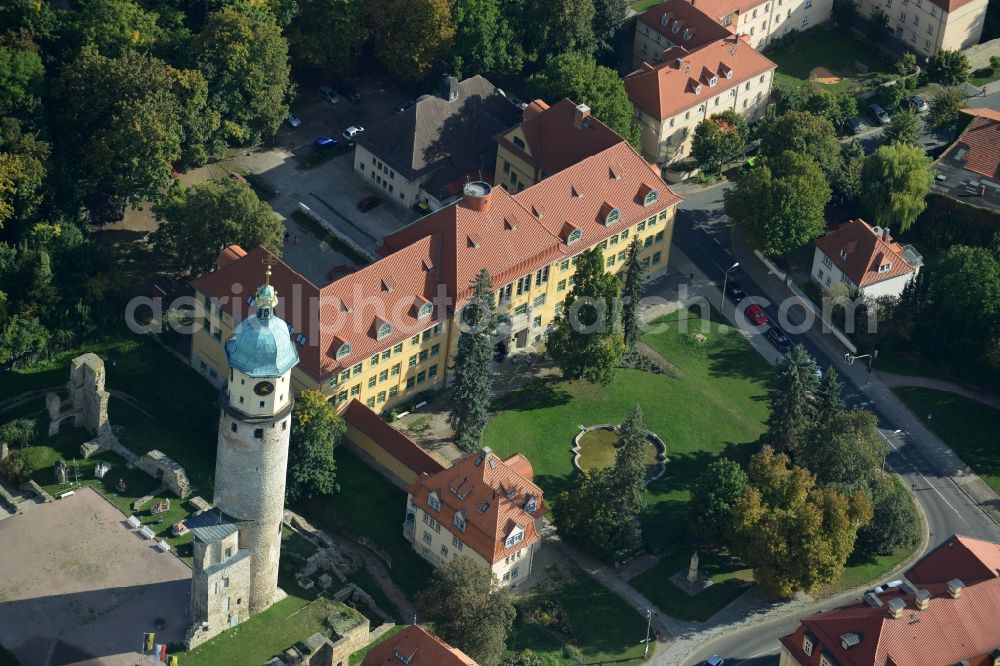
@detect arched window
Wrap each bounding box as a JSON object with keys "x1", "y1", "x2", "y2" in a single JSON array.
[
  {"x1": 336, "y1": 343, "x2": 352, "y2": 359},
  {"x1": 605, "y1": 208, "x2": 621, "y2": 225},
  {"x1": 377, "y1": 322, "x2": 392, "y2": 340},
  {"x1": 417, "y1": 302, "x2": 433, "y2": 319},
  {"x1": 567, "y1": 228, "x2": 583, "y2": 244},
  {"x1": 643, "y1": 190, "x2": 659, "y2": 207}
]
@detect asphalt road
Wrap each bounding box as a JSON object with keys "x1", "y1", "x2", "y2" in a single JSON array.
[{"x1": 671, "y1": 185, "x2": 1000, "y2": 666}]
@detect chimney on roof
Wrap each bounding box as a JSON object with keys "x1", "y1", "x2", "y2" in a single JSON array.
[
  {"x1": 886, "y1": 598, "x2": 905, "y2": 619},
  {"x1": 882, "y1": 226, "x2": 891, "y2": 242},
  {"x1": 462, "y1": 181, "x2": 493, "y2": 212},
  {"x1": 947, "y1": 579, "x2": 965, "y2": 599},
  {"x1": 915, "y1": 589, "x2": 931, "y2": 610},
  {"x1": 443, "y1": 76, "x2": 459, "y2": 102},
  {"x1": 574, "y1": 103, "x2": 591, "y2": 129}
]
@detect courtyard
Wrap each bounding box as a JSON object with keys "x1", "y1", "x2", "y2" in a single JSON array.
[
  {"x1": 0, "y1": 487, "x2": 191, "y2": 666},
  {"x1": 765, "y1": 29, "x2": 893, "y2": 93}
]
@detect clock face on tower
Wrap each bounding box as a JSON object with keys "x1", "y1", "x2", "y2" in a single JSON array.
[{"x1": 254, "y1": 381, "x2": 275, "y2": 396}]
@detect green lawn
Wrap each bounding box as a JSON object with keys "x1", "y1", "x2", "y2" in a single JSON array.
[
  {"x1": 893, "y1": 387, "x2": 1000, "y2": 494},
  {"x1": 628, "y1": 549, "x2": 754, "y2": 622},
  {"x1": 970, "y1": 68, "x2": 1000, "y2": 87},
  {"x1": 298, "y1": 449, "x2": 433, "y2": 600},
  {"x1": 766, "y1": 30, "x2": 890, "y2": 93},
  {"x1": 876, "y1": 352, "x2": 952, "y2": 382},
  {"x1": 348, "y1": 626, "x2": 405, "y2": 666},
  {"x1": 630, "y1": 0, "x2": 662, "y2": 10}
]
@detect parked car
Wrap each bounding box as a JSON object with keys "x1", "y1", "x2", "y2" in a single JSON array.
[
  {"x1": 357, "y1": 195, "x2": 382, "y2": 212},
  {"x1": 703, "y1": 657, "x2": 725, "y2": 666},
  {"x1": 286, "y1": 113, "x2": 302, "y2": 128},
  {"x1": 727, "y1": 282, "x2": 747, "y2": 303},
  {"x1": 869, "y1": 103, "x2": 891, "y2": 125},
  {"x1": 846, "y1": 117, "x2": 864, "y2": 135},
  {"x1": 765, "y1": 326, "x2": 794, "y2": 353},
  {"x1": 336, "y1": 82, "x2": 361, "y2": 103},
  {"x1": 394, "y1": 99, "x2": 416, "y2": 114},
  {"x1": 317, "y1": 85, "x2": 340, "y2": 104},
  {"x1": 905, "y1": 95, "x2": 929, "y2": 113},
  {"x1": 313, "y1": 136, "x2": 339, "y2": 150},
  {"x1": 744, "y1": 303, "x2": 769, "y2": 327},
  {"x1": 342, "y1": 125, "x2": 365, "y2": 140}
]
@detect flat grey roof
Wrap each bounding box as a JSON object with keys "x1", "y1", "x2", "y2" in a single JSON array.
[{"x1": 186, "y1": 508, "x2": 242, "y2": 544}]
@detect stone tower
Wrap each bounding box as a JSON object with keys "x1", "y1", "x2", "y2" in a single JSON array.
[{"x1": 212, "y1": 270, "x2": 299, "y2": 615}]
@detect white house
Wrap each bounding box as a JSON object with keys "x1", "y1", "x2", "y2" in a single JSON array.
[{"x1": 810, "y1": 218, "x2": 923, "y2": 299}]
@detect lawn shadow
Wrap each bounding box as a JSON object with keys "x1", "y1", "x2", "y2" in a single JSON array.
[{"x1": 492, "y1": 379, "x2": 571, "y2": 413}]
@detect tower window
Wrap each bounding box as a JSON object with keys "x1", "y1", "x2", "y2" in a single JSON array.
[
  {"x1": 282, "y1": 421, "x2": 287, "y2": 431},
  {"x1": 259, "y1": 401, "x2": 264, "y2": 408},
  {"x1": 254, "y1": 428, "x2": 264, "y2": 439},
  {"x1": 231, "y1": 423, "x2": 237, "y2": 433}
]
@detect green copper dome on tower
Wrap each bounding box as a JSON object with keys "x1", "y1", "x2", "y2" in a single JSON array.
[{"x1": 224, "y1": 268, "x2": 299, "y2": 378}]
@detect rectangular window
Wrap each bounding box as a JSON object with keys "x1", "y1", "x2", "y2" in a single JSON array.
[
  {"x1": 379, "y1": 369, "x2": 389, "y2": 382},
  {"x1": 377, "y1": 391, "x2": 386, "y2": 403},
  {"x1": 621, "y1": 229, "x2": 629, "y2": 239},
  {"x1": 419, "y1": 350, "x2": 429, "y2": 362},
  {"x1": 535, "y1": 266, "x2": 549, "y2": 283},
  {"x1": 338, "y1": 390, "x2": 348, "y2": 402},
  {"x1": 532, "y1": 315, "x2": 542, "y2": 328},
  {"x1": 652, "y1": 251, "x2": 662, "y2": 264},
  {"x1": 366, "y1": 397, "x2": 375, "y2": 407},
  {"x1": 532, "y1": 294, "x2": 546, "y2": 308},
  {"x1": 607, "y1": 256, "x2": 615, "y2": 267},
  {"x1": 340, "y1": 370, "x2": 350, "y2": 382},
  {"x1": 417, "y1": 370, "x2": 426, "y2": 384},
  {"x1": 610, "y1": 234, "x2": 619, "y2": 245},
  {"x1": 440, "y1": 545, "x2": 448, "y2": 557},
  {"x1": 822, "y1": 255, "x2": 833, "y2": 269},
  {"x1": 637, "y1": 221, "x2": 646, "y2": 232},
  {"x1": 391, "y1": 363, "x2": 401, "y2": 376},
  {"x1": 452, "y1": 535, "x2": 463, "y2": 550},
  {"x1": 554, "y1": 301, "x2": 564, "y2": 315},
  {"x1": 514, "y1": 303, "x2": 528, "y2": 315},
  {"x1": 408, "y1": 355, "x2": 417, "y2": 368},
  {"x1": 655, "y1": 230, "x2": 664, "y2": 241},
  {"x1": 560, "y1": 259, "x2": 570, "y2": 271},
  {"x1": 388, "y1": 386, "x2": 398, "y2": 398},
  {"x1": 352, "y1": 363, "x2": 362, "y2": 376},
  {"x1": 431, "y1": 344, "x2": 440, "y2": 356},
  {"x1": 370, "y1": 355, "x2": 379, "y2": 367},
  {"x1": 423, "y1": 531, "x2": 432, "y2": 544},
  {"x1": 598, "y1": 240, "x2": 608, "y2": 250},
  {"x1": 617, "y1": 250, "x2": 626, "y2": 262},
  {"x1": 407, "y1": 377, "x2": 416, "y2": 389},
  {"x1": 411, "y1": 335, "x2": 420, "y2": 346},
  {"x1": 644, "y1": 237, "x2": 654, "y2": 248},
  {"x1": 350, "y1": 384, "x2": 361, "y2": 396},
  {"x1": 428, "y1": 365, "x2": 438, "y2": 379},
  {"x1": 557, "y1": 279, "x2": 566, "y2": 292},
  {"x1": 382, "y1": 349, "x2": 391, "y2": 360},
  {"x1": 368, "y1": 376, "x2": 376, "y2": 389},
  {"x1": 393, "y1": 343, "x2": 403, "y2": 354}
]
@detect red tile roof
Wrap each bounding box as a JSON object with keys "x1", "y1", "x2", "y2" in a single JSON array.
[
  {"x1": 625, "y1": 35, "x2": 776, "y2": 121},
  {"x1": 343, "y1": 400, "x2": 446, "y2": 478},
  {"x1": 948, "y1": 112, "x2": 1000, "y2": 181},
  {"x1": 406, "y1": 448, "x2": 546, "y2": 565},
  {"x1": 496, "y1": 98, "x2": 625, "y2": 179},
  {"x1": 686, "y1": 0, "x2": 767, "y2": 20},
  {"x1": 637, "y1": 0, "x2": 733, "y2": 50},
  {"x1": 780, "y1": 535, "x2": 1000, "y2": 666},
  {"x1": 814, "y1": 219, "x2": 916, "y2": 289},
  {"x1": 361, "y1": 624, "x2": 476, "y2": 666},
  {"x1": 906, "y1": 535, "x2": 1000, "y2": 589},
  {"x1": 217, "y1": 244, "x2": 247, "y2": 269}
]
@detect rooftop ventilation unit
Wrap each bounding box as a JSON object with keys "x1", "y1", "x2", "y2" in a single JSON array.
[
  {"x1": 887, "y1": 598, "x2": 905, "y2": 619},
  {"x1": 915, "y1": 589, "x2": 931, "y2": 610},
  {"x1": 863, "y1": 592, "x2": 883, "y2": 607},
  {"x1": 948, "y1": 579, "x2": 965, "y2": 599}
]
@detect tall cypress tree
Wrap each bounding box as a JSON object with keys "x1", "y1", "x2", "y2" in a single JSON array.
[
  {"x1": 767, "y1": 344, "x2": 820, "y2": 455},
  {"x1": 448, "y1": 269, "x2": 497, "y2": 452},
  {"x1": 620, "y1": 238, "x2": 645, "y2": 351}
]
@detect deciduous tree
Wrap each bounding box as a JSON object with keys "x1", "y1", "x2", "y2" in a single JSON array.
[
  {"x1": 692, "y1": 112, "x2": 747, "y2": 175},
  {"x1": 448, "y1": 269, "x2": 498, "y2": 452},
  {"x1": 866, "y1": 8, "x2": 890, "y2": 44},
  {"x1": 759, "y1": 110, "x2": 842, "y2": 180},
  {"x1": 448, "y1": 0, "x2": 524, "y2": 79},
  {"x1": 151, "y1": 178, "x2": 285, "y2": 275},
  {"x1": 927, "y1": 49, "x2": 970, "y2": 86},
  {"x1": 767, "y1": 344, "x2": 820, "y2": 455},
  {"x1": 64, "y1": 0, "x2": 162, "y2": 57},
  {"x1": 366, "y1": 0, "x2": 456, "y2": 83},
  {"x1": 287, "y1": 389, "x2": 342, "y2": 502},
  {"x1": 927, "y1": 86, "x2": 965, "y2": 135},
  {"x1": 0, "y1": 44, "x2": 44, "y2": 115},
  {"x1": 0, "y1": 118, "x2": 48, "y2": 229},
  {"x1": 800, "y1": 408, "x2": 887, "y2": 489},
  {"x1": 882, "y1": 108, "x2": 920, "y2": 145},
  {"x1": 724, "y1": 151, "x2": 830, "y2": 258},
  {"x1": 592, "y1": 0, "x2": 628, "y2": 53},
  {"x1": 834, "y1": 140, "x2": 865, "y2": 201},
  {"x1": 546, "y1": 247, "x2": 625, "y2": 384},
  {"x1": 532, "y1": 0, "x2": 597, "y2": 60},
  {"x1": 855, "y1": 479, "x2": 920, "y2": 557},
  {"x1": 285, "y1": 0, "x2": 366, "y2": 76},
  {"x1": 688, "y1": 458, "x2": 748, "y2": 543},
  {"x1": 860, "y1": 142, "x2": 932, "y2": 232},
  {"x1": 418, "y1": 557, "x2": 516, "y2": 666}
]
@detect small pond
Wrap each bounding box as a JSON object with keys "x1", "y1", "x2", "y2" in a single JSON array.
[{"x1": 572, "y1": 425, "x2": 667, "y2": 483}]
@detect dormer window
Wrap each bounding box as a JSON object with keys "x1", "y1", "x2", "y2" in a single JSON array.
[
  {"x1": 454, "y1": 512, "x2": 466, "y2": 532},
  {"x1": 802, "y1": 634, "x2": 813, "y2": 656},
  {"x1": 428, "y1": 492, "x2": 441, "y2": 512},
  {"x1": 644, "y1": 190, "x2": 659, "y2": 207},
  {"x1": 376, "y1": 321, "x2": 392, "y2": 340},
  {"x1": 605, "y1": 208, "x2": 621, "y2": 225},
  {"x1": 683, "y1": 28, "x2": 692, "y2": 40},
  {"x1": 504, "y1": 526, "x2": 524, "y2": 549},
  {"x1": 725, "y1": 68, "x2": 733, "y2": 79},
  {"x1": 512, "y1": 136, "x2": 525, "y2": 149},
  {"x1": 295, "y1": 333, "x2": 308, "y2": 345},
  {"x1": 878, "y1": 262, "x2": 892, "y2": 273},
  {"x1": 336, "y1": 342, "x2": 352, "y2": 359},
  {"x1": 417, "y1": 302, "x2": 433, "y2": 318},
  {"x1": 672, "y1": 20, "x2": 681, "y2": 33},
  {"x1": 694, "y1": 83, "x2": 703, "y2": 95},
  {"x1": 839, "y1": 249, "x2": 848, "y2": 259},
  {"x1": 568, "y1": 228, "x2": 583, "y2": 244},
  {"x1": 709, "y1": 75, "x2": 718, "y2": 87},
  {"x1": 524, "y1": 495, "x2": 537, "y2": 514}
]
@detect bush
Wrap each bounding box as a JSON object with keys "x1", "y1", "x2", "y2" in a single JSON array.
[
  {"x1": 0, "y1": 449, "x2": 39, "y2": 484},
  {"x1": 904, "y1": 76, "x2": 917, "y2": 90},
  {"x1": 855, "y1": 482, "x2": 920, "y2": 557},
  {"x1": 0, "y1": 418, "x2": 40, "y2": 447}
]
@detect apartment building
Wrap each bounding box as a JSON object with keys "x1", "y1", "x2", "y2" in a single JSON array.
[
  {"x1": 404, "y1": 448, "x2": 545, "y2": 586},
  {"x1": 856, "y1": 0, "x2": 988, "y2": 56},
  {"x1": 625, "y1": 32, "x2": 776, "y2": 163},
  {"x1": 688, "y1": 0, "x2": 835, "y2": 49},
  {"x1": 190, "y1": 141, "x2": 681, "y2": 415},
  {"x1": 631, "y1": 0, "x2": 732, "y2": 70}
]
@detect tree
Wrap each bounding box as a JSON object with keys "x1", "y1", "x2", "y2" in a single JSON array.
[
  {"x1": 366, "y1": 0, "x2": 456, "y2": 83},
  {"x1": 831, "y1": 0, "x2": 857, "y2": 27},
  {"x1": 0, "y1": 44, "x2": 44, "y2": 116},
  {"x1": 532, "y1": 0, "x2": 597, "y2": 60},
  {"x1": 815, "y1": 366, "x2": 844, "y2": 427},
  {"x1": 800, "y1": 409, "x2": 887, "y2": 489},
  {"x1": 688, "y1": 458, "x2": 748, "y2": 543},
  {"x1": 448, "y1": 270, "x2": 497, "y2": 452},
  {"x1": 692, "y1": 112, "x2": 747, "y2": 175},
  {"x1": 731, "y1": 446, "x2": 873, "y2": 599},
  {"x1": 767, "y1": 344, "x2": 820, "y2": 455},
  {"x1": 151, "y1": 178, "x2": 285, "y2": 275},
  {"x1": 876, "y1": 82, "x2": 906, "y2": 112},
  {"x1": 0, "y1": 118, "x2": 49, "y2": 229},
  {"x1": 193, "y1": 7, "x2": 291, "y2": 145},
  {"x1": 723, "y1": 151, "x2": 831, "y2": 258},
  {"x1": 448, "y1": 0, "x2": 524, "y2": 79},
  {"x1": 882, "y1": 108, "x2": 920, "y2": 145},
  {"x1": 895, "y1": 52, "x2": 917, "y2": 76},
  {"x1": 860, "y1": 142, "x2": 932, "y2": 233},
  {"x1": 285, "y1": 0, "x2": 366, "y2": 76},
  {"x1": 287, "y1": 389, "x2": 342, "y2": 502},
  {"x1": 759, "y1": 111, "x2": 842, "y2": 181},
  {"x1": 802, "y1": 84, "x2": 858, "y2": 129},
  {"x1": 529, "y1": 52, "x2": 640, "y2": 149},
  {"x1": 546, "y1": 247, "x2": 625, "y2": 384},
  {"x1": 927, "y1": 86, "x2": 965, "y2": 134},
  {"x1": 866, "y1": 8, "x2": 890, "y2": 44},
  {"x1": 927, "y1": 49, "x2": 970, "y2": 86},
  {"x1": 592, "y1": 0, "x2": 627, "y2": 53},
  {"x1": 855, "y1": 480, "x2": 920, "y2": 557},
  {"x1": 620, "y1": 238, "x2": 645, "y2": 350},
  {"x1": 418, "y1": 557, "x2": 516, "y2": 666},
  {"x1": 0, "y1": 447, "x2": 38, "y2": 484},
  {"x1": 0, "y1": 417, "x2": 38, "y2": 448},
  {"x1": 834, "y1": 140, "x2": 865, "y2": 201},
  {"x1": 65, "y1": 0, "x2": 162, "y2": 57}
]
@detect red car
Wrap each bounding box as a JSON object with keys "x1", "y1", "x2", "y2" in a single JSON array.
[
  {"x1": 358, "y1": 195, "x2": 382, "y2": 212},
  {"x1": 744, "y1": 304, "x2": 769, "y2": 326}
]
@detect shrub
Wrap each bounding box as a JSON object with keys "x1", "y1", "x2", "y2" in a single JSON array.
[
  {"x1": 0, "y1": 449, "x2": 39, "y2": 484},
  {"x1": 0, "y1": 418, "x2": 39, "y2": 448}
]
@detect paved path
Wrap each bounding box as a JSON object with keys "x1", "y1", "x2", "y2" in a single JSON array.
[{"x1": 876, "y1": 371, "x2": 1000, "y2": 410}]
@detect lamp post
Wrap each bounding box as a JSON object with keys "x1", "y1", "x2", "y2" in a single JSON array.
[
  {"x1": 720, "y1": 262, "x2": 740, "y2": 308},
  {"x1": 844, "y1": 349, "x2": 879, "y2": 384},
  {"x1": 642, "y1": 609, "x2": 652, "y2": 657}
]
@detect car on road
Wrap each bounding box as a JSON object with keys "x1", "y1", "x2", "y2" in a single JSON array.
[
  {"x1": 317, "y1": 85, "x2": 340, "y2": 105},
  {"x1": 765, "y1": 325, "x2": 794, "y2": 353},
  {"x1": 727, "y1": 282, "x2": 747, "y2": 303},
  {"x1": 703, "y1": 657, "x2": 725, "y2": 666},
  {"x1": 869, "y1": 103, "x2": 891, "y2": 125},
  {"x1": 394, "y1": 100, "x2": 416, "y2": 114},
  {"x1": 905, "y1": 95, "x2": 929, "y2": 113},
  {"x1": 744, "y1": 304, "x2": 769, "y2": 327},
  {"x1": 357, "y1": 195, "x2": 382, "y2": 212},
  {"x1": 286, "y1": 113, "x2": 302, "y2": 128},
  {"x1": 313, "y1": 136, "x2": 339, "y2": 150},
  {"x1": 336, "y1": 82, "x2": 361, "y2": 103},
  {"x1": 846, "y1": 117, "x2": 864, "y2": 135},
  {"x1": 343, "y1": 125, "x2": 365, "y2": 140}
]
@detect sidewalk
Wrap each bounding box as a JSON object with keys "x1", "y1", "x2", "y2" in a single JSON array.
[
  {"x1": 876, "y1": 371, "x2": 1000, "y2": 410},
  {"x1": 729, "y1": 230, "x2": 1000, "y2": 529}
]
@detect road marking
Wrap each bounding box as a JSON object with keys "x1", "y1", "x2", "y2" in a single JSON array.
[
  {"x1": 878, "y1": 430, "x2": 969, "y2": 525},
  {"x1": 734, "y1": 647, "x2": 779, "y2": 664}
]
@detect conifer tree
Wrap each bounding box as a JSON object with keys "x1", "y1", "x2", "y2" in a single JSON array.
[
  {"x1": 620, "y1": 238, "x2": 645, "y2": 350},
  {"x1": 815, "y1": 366, "x2": 844, "y2": 428},
  {"x1": 767, "y1": 344, "x2": 820, "y2": 455},
  {"x1": 448, "y1": 269, "x2": 497, "y2": 452}
]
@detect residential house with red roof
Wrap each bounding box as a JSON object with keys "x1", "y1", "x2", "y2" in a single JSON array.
[
  {"x1": 856, "y1": 0, "x2": 987, "y2": 56},
  {"x1": 190, "y1": 140, "x2": 680, "y2": 413},
  {"x1": 810, "y1": 219, "x2": 923, "y2": 299},
  {"x1": 931, "y1": 107, "x2": 1000, "y2": 213},
  {"x1": 626, "y1": 0, "x2": 777, "y2": 164},
  {"x1": 778, "y1": 534, "x2": 1000, "y2": 666},
  {"x1": 404, "y1": 447, "x2": 545, "y2": 586},
  {"x1": 361, "y1": 624, "x2": 476, "y2": 666},
  {"x1": 682, "y1": 0, "x2": 835, "y2": 49}
]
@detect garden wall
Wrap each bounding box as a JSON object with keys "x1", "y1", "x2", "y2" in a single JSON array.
[{"x1": 341, "y1": 400, "x2": 444, "y2": 489}]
